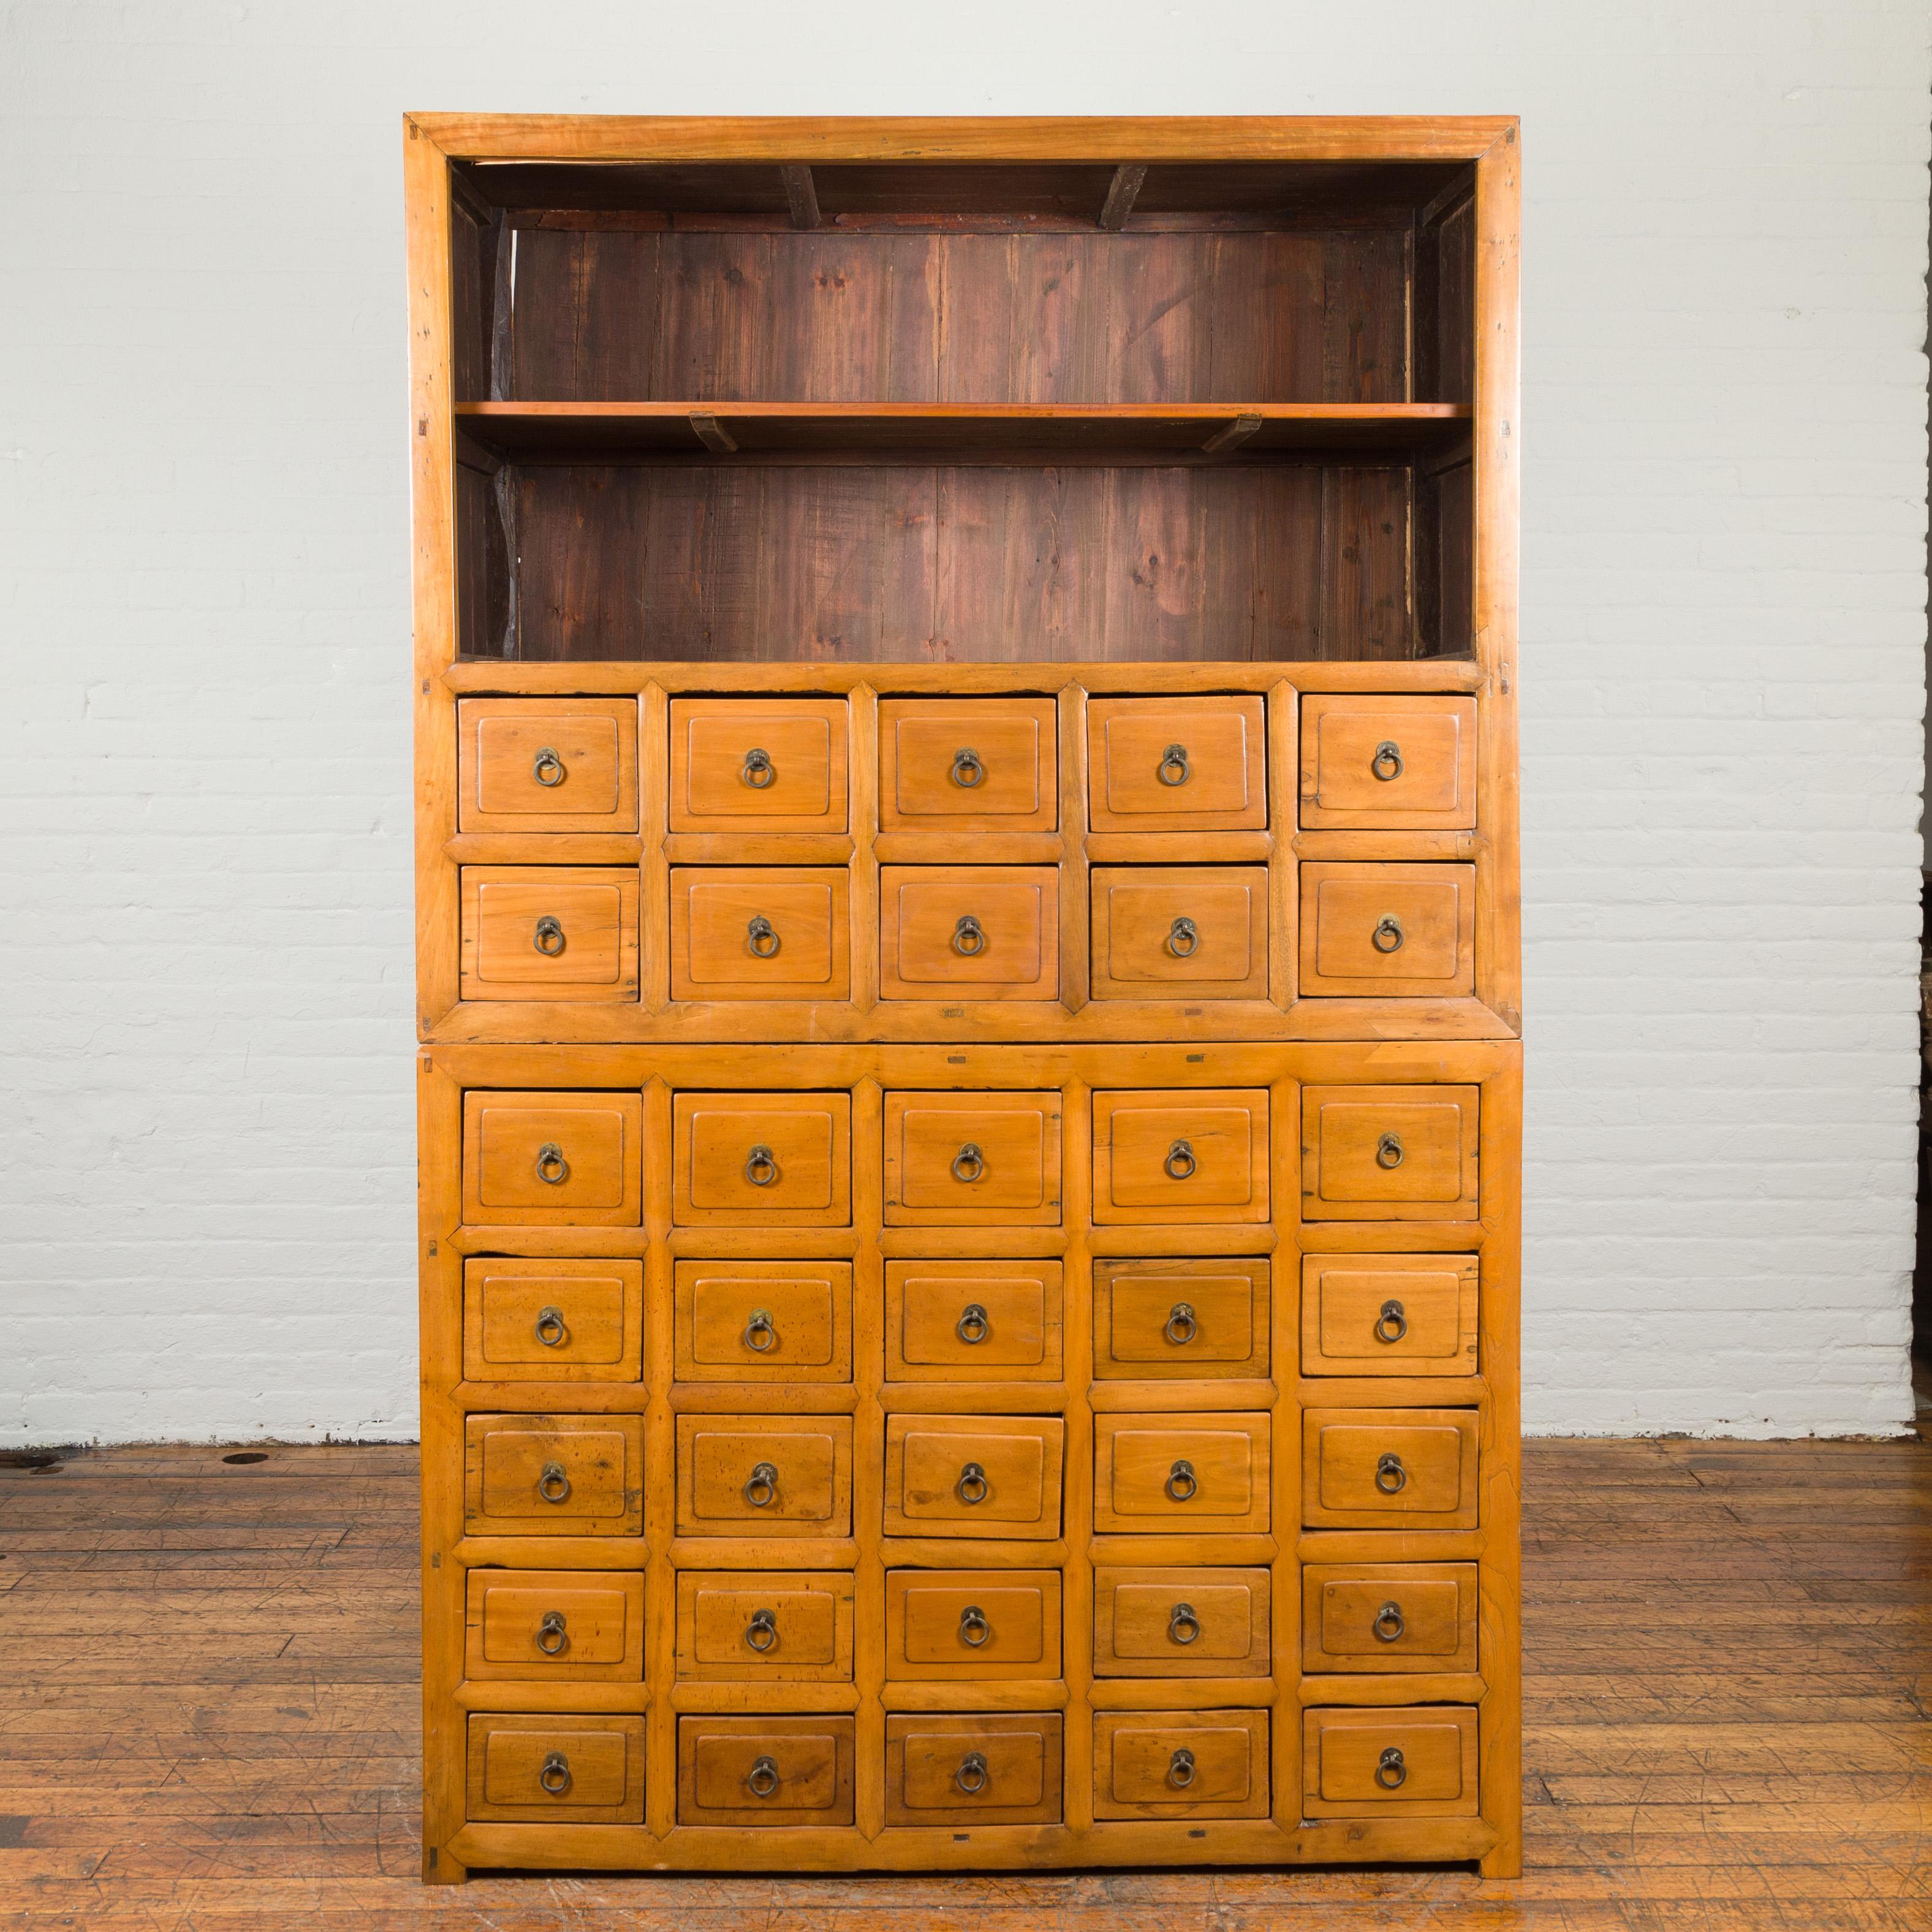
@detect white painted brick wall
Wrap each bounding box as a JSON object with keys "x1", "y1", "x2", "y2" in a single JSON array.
[{"x1": 0, "y1": 1, "x2": 1923, "y2": 1441}]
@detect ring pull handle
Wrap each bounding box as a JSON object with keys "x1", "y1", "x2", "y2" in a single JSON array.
[
  {"x1": 741, "y1": 746, "x2": 776, "y2": 789},
  {"x1": 743, "y1": 1308, "x2": 777, "y2": 1354},
  {"x1": 958, "y1": 1604, "x2": 991, "y2": 1648},
  {"x1": 1373, "y1": 1601, "x2": 1406, "y2": 1644},
  {"x1": 1375, "y1": 1452, "x2": 1407, "y2": 1494},
  {"x1": 743, "y1": 1461, "x2": 779, "y2": 1508},
  {"x1": 534, "y1": 1142, "x2": 569, "y2": 1186},
  {"x1": 532, "y1": 915, "x2": 566, "y2": 957},
  {"x1": 955, "y1": 1302, "x2": 989, "y2": 1345},
  {"x1": 531, "y1": 746, "x2": 566, "y2": 788},
  {"x1": 1371, "y1": 740, "x2": 1404, "y2": 782},
  {"x1": 1168, "y1": 1601, "x2": 1201, "y2": 1646},
  {"x1": 951, "y1": 1142, "x2": 985, "y2": 1184},
  {"x1": 951, "y1": 746, "x2": 985, "y2": 789},
  {"x1": 744, "y1": 1607, "x2": 778, "y2": 1653},
  {"x1": 1374, "y1": 1299, "x2": 1408, "y2": 1344},
  {"x1": 1164, "y1": 1301, "x2": 1197, "y2": 1346},
  {"x1": 1158, "y1": 743, "x2": 1191, "y2": 786},
  {"x1": 955, "y1": 1460, "x2": 988, "y2": 1506},
  {"x1": 533, "y1": 1305, "x2": 568, "y2": 1349},
  {"x1": 1165, "y1": 1458, "x2": 1197, "y2": 1502},
  {"x1": 536, "y1": 1610, "x2": 569, "y2": 1656},
  {"x1": 1168, "y1": 1747, "x2": 1197, "y2": 1789},
  {"x1": 744, "y1": 1144, "x2": 779, "y2": 1188},
  {"x1": 746, "y1": 1754, "x2": 781, "y2": 1798},
  {"x1": 951, "y1": 914, "x2": 986, "y2": 957},
  {"x1": 1376, "y1": 1132, "x2": 1404, "y2": 1170},
  {"x1": 746, "y1": 915, "x2": 781, "y2": 958},
  {"x1": 1376, "y1": 1745, "x2": 1407, "y2": 1789},
  {"x1": 536, "y1": 1461, "x2": 571, "y2": 1504},
  {"x1": 538, "y1": 1749, "x2": 572, "y2": 1795},
  {"x1": 1164, "y1": 1138, "x2": 1197, "y2": 1181},
  {"x1": 1165, "y1": 915, "x2": 1199, "y2": 958},
  {"x1": 954, "y1": 1750, "x2": 989, "y2": 1795},
  {"x1": 1371, "y1": 914, "x2": 1404, "y2": 954}
]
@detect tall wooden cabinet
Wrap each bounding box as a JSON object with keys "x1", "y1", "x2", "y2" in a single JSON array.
[{"x1": 406, "y1": 115, "x2": 1521, "y2": 1882}]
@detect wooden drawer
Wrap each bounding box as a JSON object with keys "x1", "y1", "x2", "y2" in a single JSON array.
[
  {"x1": 466, "y1": 1713, "x2": 645, "y2": 1824},
  {"x1": 1093, "y1": 1257, "x2": 1269, "y2": 1381},
  {"x1": 887, "y1": 1259, "x2": 1063, "y2": 1381},
  {"x1": 675, "y1": 1570, "x2": 855, "y2": 1682},
  {"x1": 1300, "y1": 1254, "x2": 1478, "y2": 1378},
  {"x1": 885, "y1": 1713, "x2": 1063, "y2": 1827},
  {"x1": 676, "y1": 1714, "x2": 855, "y2": 1827},
  {"x1": 1298, "y1": 695, "x2": 1477, "y2": 831},
  {"x1": 672, "y1": 1091, "x2": 852, "y2": 1226},
  {"x1": 1093, "y1": 1088, "x2": 1269, "y2": 1225},
  {"x1": 459, "y1": 866, "x2": 640, "y2": 1002},
  {"x1": 461, "y1": 1258, "x2": 643, "y2": 1383},
  {"x1": 675, "y1": 1415, "x2": 853, "y2": 1537},
  {"x1": 464, "y1": 1569, "x2": 645, "y2": 1683},
  {"x1": 669, "y1": 867, "x2": 850, "y2": 1001},
  {"x1": 1094, "y1": 1413, "x2": 1270, "y2": 1534},
  {"x1": 461, "y1": 1090, "x2": 642, "y2": 1227},
  {"x1": 879, "y1": 697, "x2": 1058, "y2": 832},
  {"x1": 884, "y1": 1415, "x2": 1065, "y2": 1540},
  {"x1": 458, "y1": 697, "x2": 638, "y2": 833},
  {"x1": 1302, "y1": 1408, "x2": 1480, "y2": 1529},
  {"x1": 883, "y1": 1090, "x2": 1062, "y2": 1225},
  {"x1": 673, "y1": 1259, "x2": 852, "y2": 1383},
  {"x1": 1087, "y1": 695, "x2": 1267, "y2": 832},
  {"x1": 1298, "y1": 862, "x2": 1475, "y2": 998},
  {"x1": 669, "y1": 697, "x2": 848, "y2": 833},
  {"x1": 1300, "y1": 1084, "x2": 1479, "y2": 1221},
  {"x1": 1093, "y1": 1710, "x2": 1268, "y2": 1820},
  {"x1": 1301, "y1": 1705, "x2": 1479, "y2": 1817},
  {"x1": 879, "y1": 865, "x2": 1059, "y2": 1000},
  {"x1": 463, "y1": 1414, "x2": 643, "y2": 1538},
  {"x1": 1093, "y1": 1567, "x2": 1271, "y2": 1678},
  {"x1": 885, "y1": 1569, "x2": 1063, "y2": 1681},
  {"x1": 1301, "y1": 1562, "x2": 1479, "y2": 1674},
  {"x1": 1089, "y1": 865, "x2": 1269, "y2": 1001}
]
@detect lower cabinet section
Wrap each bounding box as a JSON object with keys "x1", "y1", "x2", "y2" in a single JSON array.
[
  {"x1": 677, "y1": 1714, "x2": 858, "y2": 1827},
  {"x1": 1093, "y1": 1710, "x2": 1270, "y2": 1820},
  {"x1": 1300, "y1": 1706, "x2": 1480, "y2": 1818},
  {"x1": 885, "y1": 1713, "x2": 1064, "y2": 1827},
  {"x1": 467, "y1": 1713, "x2": 646, "y2": 1824}
]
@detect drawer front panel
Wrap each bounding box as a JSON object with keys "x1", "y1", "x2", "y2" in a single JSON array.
[
  {"x1": 677, "y1": 1714, "x2": 856, "y2": 1826},
  {"x1": 886, "y1": 1569, "x2": 1063, "y2": 1680},
  {"x1": 1094, "y1": 1413, "x2": 1270, "y2": 1534},
  {"x1": 676, "y1": 1570, "x2": 855, "y2": 1682},
  {"x1": 463, "y1": 1091, "x2": 643, "y2": 1227},
  {"x1": 1301, "y1": 1562, "x2": 1478, "y2": 1673},
  {"x1": 460, "y1": 867, "x2": 640, "y2": 1002},
  {"x1": 887, "y1": 1259, "x2": 1063, "y2": 1379},
  {"x1": 670, "y1": 868, "x2": 851, "y2": 1001},
  {"x1": 885, "y1": 1415, "x2": 1065, "y2": 1539},
  {"x1": 1087, "y1": 696, "x2": 1267, "y2": 831},
  {"x1": 885, "y1": 1712, "x2": 1063, "y2": 1826},
  {"x1": 1093, "y1": 1567, "x2": 1271, "y2": 1678},
  {"x1": 1093, "y1": 1088, "x2": 1269, "y2": 1224},
  {"x1": 463, "y1": 1413, "x2": 644, "y2": 1537},
  {"x1": 1298, "y1": 862, "x2": 1476, "y2": 998},
  {"x1": 1090, "y1": 866, "x2": 1269, "y2": 1001},
  {"x1": 1094, "y1": 1257, "x2": 1268, "y2": 1379},
  {"x1": 1301, "y1": 1705, "x2": 1479, "y2": 1817},
  {"x1": 884, "y1": 1091, "x2": 1062, "y2": 1224},
  {"x1": 669, "y1": 698, "x2": 849, "y2": 833},
  {"x1": 1300, "y1": 1254, "x2": 1479, "y2": 1377},
  {"x1": 1303, "y1": 1409, "x2": 1480, "y2": 1529},
  {"x1": 1298, "y1": 695, "x2": 1477, "y2": 830},
  {"x1": 458, "y1": 697, "x2": 637, "y2": 833},
  {"x1": 880, "y1": 865, "x2": 1059, "y2": 999},
  {"x1": 464, "y1": 1569, "x2": 645, "y2": 1683},
  {"x1": 674, "y1": 1259, "x2": 853, "y2": 1383},
  {"x1": 676, "y1": 1415, "x2": 853, "y2": 1537},
  {"x1": 466, "y1": 1712, "x2": 645, "y2": 1824},
  {"x1": 1093, "y1": 1710, "x2": 1269, "y2": 1820},
  {"x1": 1300, "y1": 1084, "x2": 1479, "y2": 1221},
  {"x1": 673, "y1": 1092, "x2": 852, "y2": 1225},
  {"x1": 879, "y1": 698, "x2": 1058, "y2": 832},
  {"x1": 462, "y1": 1258, "x2": 642, "y2": 1382}
]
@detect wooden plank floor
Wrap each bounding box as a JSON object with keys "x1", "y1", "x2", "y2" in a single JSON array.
[{"x1": 1, "y1": 1434, "x2": 1926, "y2": 1930}]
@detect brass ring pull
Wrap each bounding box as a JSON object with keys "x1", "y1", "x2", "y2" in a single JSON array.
[
  {"x1": 1374, "y1": 1299, "x2": 1408, "y2": 1344},
  {"x1": 1376, "y1": 1452, "x2": 1407, "y2": 1494},
  {"x1": 534, "y1": 1142, "x2": 569, "y2": 1186},
  {"x1": 955, "y1": 1302, "x2": 989, "y2": 1345},
  {"x1": 1376, "y1": 1745, "x2": 1407, "y2": 1789},
  {"x1": 743, "y1": 1461, "x2": 779, "y2": 1507},
  {"x1": 533, "y1": 1305, "x2": 568, "y2": 1349},
  {"x1": 1372, "y1": 915, "x2": 1404, "y2": 954},
  {"x1": 1158, "y1": 743, "x2": 1191, "y2": 786},
  {"x1": 1376, "y1": 1132, "x2": 1404, "y2": 1170},
  {"x1": 746, "y1": 1754, "x2": 781, "y2": 1798},
  {"x1": 1165, "y1": 1458, "x2": 1197, "y2": 1502},
  {"x1": 745, "y1": 1608, "x2": 778, "y2": 1653},
  {"x1": 532, "y1": 915, "x2": 566, "y2": 956},
  {"x1": 1165, "y1": 1138, "x2": 1196, "y2": 1180},
  {"x1": 741, "y1": 747, "x2": 776, "y2": 789},
  {"x1": 955, "y1": 1750, "x2": 989, "y2": 1795},
  {"x1": 744, "y1": 1144, "x2": 779, "y2": 1188},
  {"x1": 1164, "y1": 1302, "x2": 1197, "y2": 1346},
  {"x1": 1371, "y1": 740, "x2": 1404, "y2": 782},
  {"x1": 952, "y1": 1142, "x2": 984, "y2": 1184},
  {"x1": 1168, "y1": 1747, "x2": 1197, "y2": 1789},
  {"x1": 743, "y1": 1308, "x2": 777, "y2": 1354},
  {"x1": 955, "y1": 1461, "x2": 988, "y2": 1506},
  {"x1": 536, "y1": 1461, "x2": 571, "y2": 1504},
  {"x1": 952, "y1": 914, "x2": 986, "y2": 957},
  {"x1": 951, "y1": 746, "x2": 985, "y2": 789},
  {"x1": 1166, "y1": 915, "x2": 1199, "y2": 958},
  {"x1": 746, "y1": 915, "x2": 781, "y2": 958},
  {"x1": 958, "y1": 1604, "x2": 990, "y2": 1648},
  {"x1": 536, "y1": 1610, "x2": 569, "y2": 1656},
  {"x1": 531, "y1": 747, "x2": 565, "y2": 787},
  {"x1": 1169, "y1": 1601, "x2": 1201, "y2": 1646},
  {"x1": 1373, "y1": 1601, "x2": 1406, "y2": 1643},
  {"x1": 538, "y1": 1749, "x2": 572, "y2": 1794}
]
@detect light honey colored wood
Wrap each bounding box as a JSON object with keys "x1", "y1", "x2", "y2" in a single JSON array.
[
  {"x1": 1093, "y1": 1566, "x2": 1271, "y2": 1678},
  {"x1": 883, "y1": 1412, "x2": 1066, "y2": 1540},
  {"x1": 462, "y1": 1257, "x2": 643, "y2": 1383},
  {"x1": 884, "y1": 1711, "x2": 1064, "y2": 1827},
  {"x1": 1092, "y1": 1709, "x2": 1270, "y2": 1820},
  {"x1": 672, "y1": 1258, "x2": 853, "y2": 1384},
  {"x1": 1092, "y1": 1088, "x2": 1270, "y2": 1224},
  {"x1": 460, "y1": 866, "x2": 640, "y2": 1002},
  {"x1": 1300, "y1": 1560, "x2": 1478, "y2": 1673},
  {"x1": 464, "y1": 1568, "x2": 646, "y2": 1683},
  {"x1": 669, "y1": 866, "x2": 851, "y2": 1002},
  {"x1": 885, "y1": 1258, "x2": 1064, "y2": 1381},
  {"x1": 1094, "y1": 1411, "x2": 1271, "y2": 1535},
  {"x1": 1302, "y1": 1407, "x2": 1482, "y2": 1530},
  {"x1": 1298, "y1": 862, "x2": 1476, "y2": 998},
  {"x1": 672, "y1": 1090, "x2": 852, "y2": 1227},
  {"x1": 675, "y1": 1414, "x2": 854, "y2": 1538},
  {"x1": 878, "y1": 697, "x2": 1059, "y2": 833},
  {"x1": 1093, "y1": 1257, "x2": 1270, "y2": 1381},
  {"x1": 879, "y1": 865, "x2": 1061, "y2": 1001},
  {"x1": 458, "y1": 699, "x2": 640, "y2": 834},
  {"x1": 461, "y1": 1089, "x2": 643, "y2": 1227},
  {"x1": 675, "y1": 1569, "x2": 855, "y2": 1683},
  {"x1": 885, "y1": 1568, "x2": 1063, "y2": 1681},
  {"x1": 1297, "y1": 695, "x2": 1477, "y2": 831},
  {"x1": 1086, "y1": 697, "x2": 1267, "y2": 832},
  {"x1": 668, "y1": 697, "x2": 849, "y2": 833},
  {"x1": 882, "y1": 1089, "x2": 1063, "y2": 1225},
  {"x1": 1089, "y1": 865, "x2": 1270, "y2": 1002},
  {"x1": 1300, "y1": 1252, "x2": 1479, "y2": 1378},
  {"x1": 675, "y1": 1713, "x2": 856, "y2": 1826},
  {"x1": 466, "y1": 1712, "x2": 646, "y2": 1823},
  {"x1": 1300, "y1": 1083, "x2": 1480, "y2": 1222},
  {"x1": 462, "y1": 1412, "x2": 645, "y2": 1538},
  {"x1": 1300, "y1": 1704, "x2": 1480, "y2": 1818}
]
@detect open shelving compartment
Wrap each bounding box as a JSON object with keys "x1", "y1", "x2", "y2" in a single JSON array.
[{"x1": 447, "y1": 156, "x2": 1477, "y2": 665}]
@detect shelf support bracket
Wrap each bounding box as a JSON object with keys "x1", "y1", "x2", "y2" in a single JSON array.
[
  {"x1": 690, "y1": 412, "x2": 738, "y2": 454},
  {"x1": 781, "y1": 164, "x2": 824, "y2": 230},
  {"x1": 1201, "y1": 412, "x2": 1263, "y2": 456},
  {"x1": 1099, "y1": 164, "x2": 1147, "y2": 230}
]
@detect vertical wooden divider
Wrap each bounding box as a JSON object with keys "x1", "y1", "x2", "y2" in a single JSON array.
[
  {"x1": 1059, "y1": 1078, "x2": 1096, "y2": 1835},
  {"x1": 642, "y1": 1075, "x2": 678, "y2": 1836},
  {"x1": 849, "y1": 685, "x2": 881, "y2": 1020},
  {"x1": 1265, "y1": 680, "x2": 1297, "y2": 1012},
  {"x1": 850, "y1": 1076, "x2": 887, "y2": 1837},
  {"x1": 1057, "y1": 684, "x2": 1090, "y2": 1016},
  {"x1": 1268, "y1": 1073, "x2": 1303, "y2": 1827},
  {"x1": 639, "y1": 683, "x2": 672, "y2": 1017}
]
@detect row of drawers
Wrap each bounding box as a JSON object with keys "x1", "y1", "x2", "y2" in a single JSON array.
[
  {"x1": 459, "y1": 694, "x2": 1477, "y2": 836},
  {"x1": 463, "y1": 1409, "x2": 1480, "y2": 1537},
  {"x1": 462, "y1": 1086, "x2": 1482, "y2": 1226},
  {"x1": 461, "y1": 862, "x2": 1475, "y2": 1003}
]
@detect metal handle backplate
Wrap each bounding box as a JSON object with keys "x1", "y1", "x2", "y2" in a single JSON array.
[
  {"x1": 1371, "y1": 740, "x2": 1403, "y2": 782},
  {"x1": 958, "y1": 1604, "x2": 990, "y2": 1648},
  {"x1": 1169, "y1": 1747, "x2": 1197, "y2": 1788},
  {"x1": 743, "y1": 1308, "x2": 776, "y2": 1354},
  {"x1": 741, "y1": 747, "x2": 775, "y2": 789},
  {"x1": 534, "y1": 1142, "x2": 569, "y2": 1186},
  {"x1": 1169, "y1": 1601, "x2": 1201, "y2": 1646},
  {"x1": 746, "y1": 915, "x2": 780, "y2": 958},
  {"x1": 539, "y1": 1749, "x2": 572, "y2": 1794},
  {"x1": 952, "y1": 1142, "x2": 984, "y2": 1183},
  {"x1": 1158, "y1": 743, "x2": 1191, "y2": 786},
  {"x1": 1166, "y1": 915, "x2": 1199, "y2": 957},
  {"x1": 955, "y1": 1460, "x2": 988, "y2": 1506},
  {"x1": 536, "y1": 1610, "x2": 569, "y2": 1656},
  {"x1": 1373, "y1": 1601, "x2": 1406, "y2": 1643},
  {"x1": 1165, "y1": 1138, "x2": 1197, "y2": 1180},
  {"x1": 952, "y1": 914, "x2": 986, "y2": 957},
  {"x1": 955, "y1": 1302, "x2": 988, "y2": 1345},
  {"x1": 1375, "y1": 1299, "x2": 1408, "y2": 1344},
  {"x1": 533, "y1": 1305, "x2": 568, "y2": 1348},
  {"x1": 1164, "y1": 1301, "x2": 1197, "y2": 1346},
  {"x1": 1376, "y1": 1132, "x2": 1404, "y2": 1170},
  {"x1": 745, "y1": 1607, "x2": 778, "y2": 1653},
  {"x1": 951, "y1": 746, "x2": 984, "y2": 788},
  {"x1": 955, "y1": 1750, "x2": 989, "y2": 1795},
  {"x1": 747, "y1": 1754, "x2": 780, "y2": 1797},
  {"x1": 1376, "y1": 1745, "x2": 1407, "y2": 1789},
  {"x1": 1375, "y1": 1452, "x2": 1407, "y2": 1494},
  {"x1": 1165, "y1": 1458, "x2": 1197, "y2": 1502},
  {"x1": 536, "y1": 1460, "x2": 571, "y2": 1504},
  {"x1": 531, "y1": 747, "x2": 565, "y2": 787},
  {"x1": 743, "y1": 1461, "x2": 779, "y2": 1507},
  {"x1": 744, "y1": 1144, "x2": 779, "y2": 1188},
  {"x1": 532, "y1": 915, "x2": 566, "y2": 956}
]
